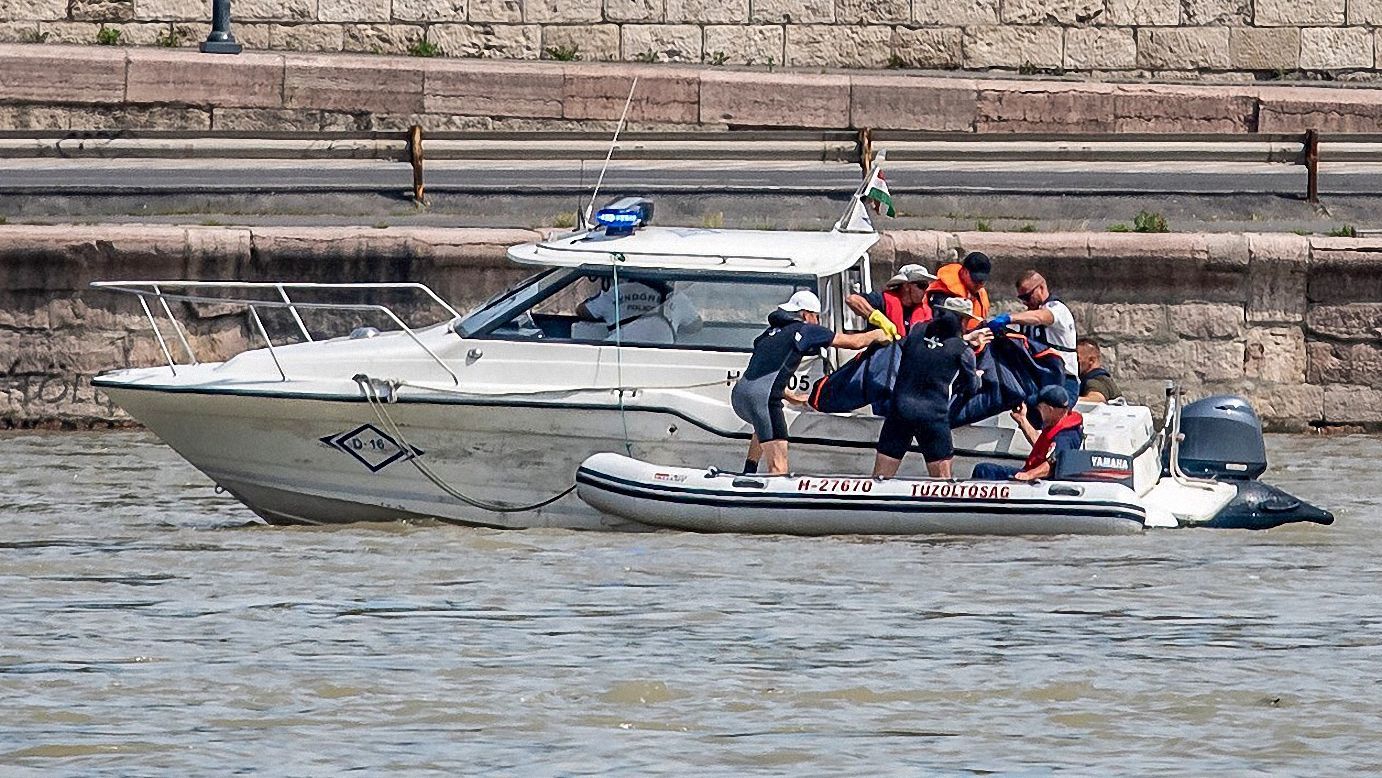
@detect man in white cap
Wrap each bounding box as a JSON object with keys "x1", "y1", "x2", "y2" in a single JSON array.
[
  {"x1": 845, "y1": 263, "x2": 936, "y2": 340},
  {"x1": 732, "y1": 290, "x2": 890, "y2": 474}
]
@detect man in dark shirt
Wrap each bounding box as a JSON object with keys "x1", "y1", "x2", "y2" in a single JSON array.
[
  {"x1": 872, "y1": 309, "x2": 982, "y2": 479},
  {"x1": 732, "y1": 291, "x2": 888, "y2": 474},
  {"x1": 1077, "y1": 340, "x2": 1123, "y2": 403}
]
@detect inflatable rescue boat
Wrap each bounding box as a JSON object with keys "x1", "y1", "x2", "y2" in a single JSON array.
[{"x1": 576, "y1": 453, "x2": 1148, "y2": 536}]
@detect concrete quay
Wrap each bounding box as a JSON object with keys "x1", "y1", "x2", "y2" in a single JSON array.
[
  {"x1": 7, "y1": 0, "x2": 1382, "y2": 80},
  {"x1": 1, "y1": 223, "x2": 1378, "y2": 432},
  {"x1": 8, "y1": 44, "x2": 1382, "y2": 133}
]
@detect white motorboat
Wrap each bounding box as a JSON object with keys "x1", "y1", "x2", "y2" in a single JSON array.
[{"x1": 92, "y1": 171, "x2": 1331, "y2": 532}]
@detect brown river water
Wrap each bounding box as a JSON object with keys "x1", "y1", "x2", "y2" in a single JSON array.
[{"x1": 1, "y1": 430, "x2": 1378, "y2": 774}]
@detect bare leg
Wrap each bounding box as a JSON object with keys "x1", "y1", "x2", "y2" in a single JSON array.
[
  {"x1": 873, "y1": 452, "x2": 902, "y2": 478},
  {"x1": 926, "y1": 458, "x2": 953, "y2": 479},
  {"x1": 760, "y1": 439, "x2": 790, "y2": 475},
  {"x1": 744, "y1": 434, "x2": 762, "y2": 473}
]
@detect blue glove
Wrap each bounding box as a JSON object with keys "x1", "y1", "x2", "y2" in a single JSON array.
[{"x1": 987, "y1": 312, "x2": 1012, "y2": 332}]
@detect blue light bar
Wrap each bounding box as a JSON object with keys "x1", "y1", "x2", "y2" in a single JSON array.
[{"x1": 594, "y1": 197, "x2": 654, "y2": 236}]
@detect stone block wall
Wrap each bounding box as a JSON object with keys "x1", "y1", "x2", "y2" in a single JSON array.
[
  {"x1": 6, "y1": 0, "x2": 1382, "y2": 77},
  {"x1": 9, "y1": 44, "x2": 1382, "y2": 133},
  {"x1": 2, "y1": 224, "x2": 1380, "y2": 431}
]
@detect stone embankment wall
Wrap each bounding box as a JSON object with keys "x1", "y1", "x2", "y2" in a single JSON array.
[
  {"x1": 2, "y1": 224, "x2": 1379, "y2": 431},
  {"x1": 4, "y1": 0, "x2": 1382, "y2": 78},
  {"x1": 7, "y1": 43, "x2": 1382, "y2": 132}
]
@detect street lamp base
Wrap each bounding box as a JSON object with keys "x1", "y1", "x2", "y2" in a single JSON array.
[{"x1": 200, "y1": 39, "x2": 243, "y2": 54}]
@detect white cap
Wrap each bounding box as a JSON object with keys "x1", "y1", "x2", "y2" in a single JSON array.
[
  {"x1": 778, "y1": 290, "x2": 822, "y2": 314},
  {"x1": 937, "y1": 295, "x2": 977, "y2": 319},
  {"x1": 885, "y1": 263, "x2": 937, "y2": 288}
]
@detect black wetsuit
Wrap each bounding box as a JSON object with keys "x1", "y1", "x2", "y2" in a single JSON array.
[
  {"x1": 877, "y1": 313, "x2": 981, "y2": 461},
  {"x1": 731, "y1": 308, "x2": 834, "y2": 442}
]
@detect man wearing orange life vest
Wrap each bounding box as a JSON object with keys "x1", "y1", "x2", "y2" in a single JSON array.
[
  {"x1": 844, "y1": 264, "x2": 935, "y2": 339},
  {"x1": 925, "y1": 251, "x2": 992, "y2": 332},
  {"x1": 971, "y1": 385, "x2": 1084, "y2": 481}
]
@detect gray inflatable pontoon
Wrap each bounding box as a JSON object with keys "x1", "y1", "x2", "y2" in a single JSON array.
[{"x1": 576, "y1": 453, "x2": 1146, "y2": 536}]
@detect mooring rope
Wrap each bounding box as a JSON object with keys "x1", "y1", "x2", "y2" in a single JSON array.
[
  {"x1": 611, "y1": 260, "x2": 634, "y2": 457},
  {"x1": 356, "y1": 376, "x2": 576, "y2": 514}
]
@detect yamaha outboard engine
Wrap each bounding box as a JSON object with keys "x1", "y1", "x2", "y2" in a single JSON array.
[
  {"x1": 1169, "y1": 394, "x2": 1333, "y2": 529},
  {"x1": 1173, "y1": 395, "x2": 1268, "y2": 479}
]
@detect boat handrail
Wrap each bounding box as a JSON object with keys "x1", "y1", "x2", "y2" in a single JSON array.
[
  {"x1": 92, "y1": 280, "x2": 463, "y2": 320},
  {"x1": 92, "y1": 281, "x2": 462, "y2": 385}
]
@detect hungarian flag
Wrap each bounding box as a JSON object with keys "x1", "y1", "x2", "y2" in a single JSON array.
[
  {"x1": 835, "y1": 150, "x2": 893, "y2": 233},
  {"x1": 865, "y1": 167, "x2": 895, "y2": 217}
]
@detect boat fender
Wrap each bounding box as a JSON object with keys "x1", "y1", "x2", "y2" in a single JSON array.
[{"x1": 1204, "y1": 480, "x2": 1334, "y2": 530}]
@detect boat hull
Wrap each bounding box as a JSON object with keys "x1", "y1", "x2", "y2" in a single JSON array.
[
  {"x1": 576, "y1": 453, "x2": 1147, "y2": 536},
  {"x1": 98, "y1": 382, "x2": 1023, "y2": 530}
]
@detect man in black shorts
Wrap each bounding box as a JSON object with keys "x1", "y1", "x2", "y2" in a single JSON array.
[
  {"x1": 871, "y1": 305, "x2": 984, "y2": 479},
  {"x1": 732, "y1": 291, "x2": 889, "y2": 475}
]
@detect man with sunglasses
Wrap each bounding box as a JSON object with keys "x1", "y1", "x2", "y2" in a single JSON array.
[{"x1": 989, "y1": 270, "x2": 1079, "y2": 404}]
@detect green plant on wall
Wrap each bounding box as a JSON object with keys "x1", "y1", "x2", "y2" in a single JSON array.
[
  {"x1": 96, "y1": 25, "x2": 121, "y2": 45},
  {"x1": 1133, "y1": 210, "x2": 1169, "y2": 233},
  {"x1": 544, "y1": 44, "x2": 580, "y2": 61},
  {"x1": 408, "y1": 38, "x2": 442, "y2": 57}
]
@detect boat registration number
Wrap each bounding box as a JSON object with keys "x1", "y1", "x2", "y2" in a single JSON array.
[
  {"x1": 911, "y1": 482, "x2": 1011, "y2": 500},
  {"x1": 796, "y1": 478, "x2": 873, "y2": 493}
]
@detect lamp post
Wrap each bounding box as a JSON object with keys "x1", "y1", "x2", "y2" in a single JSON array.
[{"x1": 200, "y1": 0, "x2": 242, "y2": 54}]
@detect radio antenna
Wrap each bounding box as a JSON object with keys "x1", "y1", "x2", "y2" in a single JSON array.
[{"x1": 584, "y1": 76, "x2": 638, "y2": 227}]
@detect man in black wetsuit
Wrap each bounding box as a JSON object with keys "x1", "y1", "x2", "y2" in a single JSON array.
[
  {"x1": 732, "y1": 291, "x2": 889, "y2": 475},
  {"x1": 871, "y1": 307, "x2": 984, "y2": 479}
]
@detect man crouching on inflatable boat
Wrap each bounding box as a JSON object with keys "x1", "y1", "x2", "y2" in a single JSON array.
[{"x1": 972, "y1": 385, "x2": 1084, "y2": 481}]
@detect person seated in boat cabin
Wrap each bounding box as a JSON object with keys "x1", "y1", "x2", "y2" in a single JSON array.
[
  {"x1": 971, "y1": 385, "x2": 1084, "y2": 482},
  {"x1": 843, "y1": 263, "x2": 934, "y2": 339},
  {"x1": 574, "y1": 276, "x2": 702, "y2": 344},
  {"x1": 871, "y1": 305, "x2": 985, "y2": 481},
  {"x1": 1077, "y1": 340, "x2": 1123, "y2": 403},
  {"x1": 733, "y1": 291, "x2": 890, "y2": 475}
]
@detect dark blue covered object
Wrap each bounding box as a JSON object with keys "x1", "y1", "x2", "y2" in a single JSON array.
[
  {"x1": 808, "y1": 341, "x2": 901, "y2": 415},
  {"x1": 950, "y1": 333, "x2": 1067, "y2": 427},
  {"x1": 808, "y1": 333, "x2": 1066, "y2": 427}
]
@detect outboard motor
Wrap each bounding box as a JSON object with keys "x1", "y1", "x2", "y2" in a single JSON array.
[
  {"x1": 1170, "y1": 394, "x2": 1268, "y2": 480},
  {"x1": 1168, "y1": 393, "x2": 1333, "y2": 529}
]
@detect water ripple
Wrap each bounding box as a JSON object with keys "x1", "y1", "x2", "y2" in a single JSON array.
[{"x1": 0, "y1": 430, "x2": 1378, "y2": 774}]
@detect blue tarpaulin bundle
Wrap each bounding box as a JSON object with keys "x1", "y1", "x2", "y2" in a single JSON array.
[{"x1": 808, "y1": 332, "x2": 1067, "y2": 426}]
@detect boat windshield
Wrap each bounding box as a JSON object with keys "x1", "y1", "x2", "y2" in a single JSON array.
[{"x1": 454, "y1": 268, "x2": 817, "y2": 351}]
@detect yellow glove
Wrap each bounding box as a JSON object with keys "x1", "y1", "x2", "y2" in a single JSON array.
[{"x1": 867, "y1": 309, "x2": 900, "y2": 341}]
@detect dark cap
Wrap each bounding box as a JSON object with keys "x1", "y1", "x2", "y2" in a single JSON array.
[
  {"x1": 1037, "y1": 385, "x2": 1070, "y2": 408},
  {"x1": 962, "y1": 251, "x2": 992, "y2": 283}
]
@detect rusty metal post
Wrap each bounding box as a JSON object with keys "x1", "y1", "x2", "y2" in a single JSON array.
[
  {"x1": 858, "y1": 127, "x2": 872, "y2": 175},
  {"x1": 1304, "y1": 128, "x2": 1319, "y2": 204},
  {"x1": 408, "y1": 125, "x2": 425, "y2": 204}
]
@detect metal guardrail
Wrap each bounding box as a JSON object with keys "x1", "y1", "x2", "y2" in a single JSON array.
[{"x1": 0, "y1": 127, "x2": 1354, "y2": 203}]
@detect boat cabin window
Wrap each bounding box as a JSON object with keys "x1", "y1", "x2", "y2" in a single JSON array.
[{"x1": 454, "y1": 267, "x2": 817, "y2": 351}]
